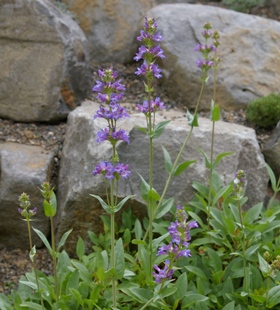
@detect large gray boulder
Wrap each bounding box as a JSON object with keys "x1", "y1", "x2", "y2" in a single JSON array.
[
  {"x1": 56, "y1": 101, "x2": 268, "y2": 253},
  {"x1": 147, "y1": 4, "x2": 280, "y2": 110},
  {"x1": 0, "y1": 142, "x2": 54, "y2": 249},
  {"x1": 263, "y1": 121, "x2": 280, "y2": 180},
  {"x1": 61, "y1": 0, "x2": 155, "y2": 63},
  {"x1": 0, "y1": 0, "x2": 91, "y2": 122}
]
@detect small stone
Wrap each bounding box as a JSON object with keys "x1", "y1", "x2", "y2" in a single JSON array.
[{"x1": 23, "y1": 130, "x2": 34, "y2": 139}]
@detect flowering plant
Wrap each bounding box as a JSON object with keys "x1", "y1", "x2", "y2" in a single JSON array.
[{"x1": 1, "y1": 16, "x2": 280, "y2": 310}]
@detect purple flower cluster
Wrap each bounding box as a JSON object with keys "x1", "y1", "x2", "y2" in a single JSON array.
[
  {"x1": 93, "y1": 161, "x2": 130, "y2": 180},
  {"x1": 194, "y1": 22, "x2": 220, "y2": 73},
  {"x1": 92, "y1": 67, "x2": 131, "y2": 181},
  {"x1": 134, "y1": 17, "x2": 165, "y2": 80},
  {"x1": 137, "y1": 97, "x2": 166, "y2": 115},
  {"x1": 153, "y1": 205, "x2": 198, "y2": 283},
  {"x1": 96, "y1": 128, "x2": 130, "y2": 144}
]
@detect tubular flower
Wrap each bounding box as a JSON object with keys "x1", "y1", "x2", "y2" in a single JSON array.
[
  {"x1": 93, "y1": 161, "x2": 131, "y2": 180},
  {"x1": 153, "y1": 205, "x2": 198, "y2": 283}
]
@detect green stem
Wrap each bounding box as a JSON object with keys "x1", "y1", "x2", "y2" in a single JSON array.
[
  {"x1": 27, "y1": 220, "x2": 45, "y2": 309},
  {"x1": 207, "y1": 66, "x2": 218, "y2": 228},
  {"x1": 50, "y1": 216, "x2": 58, "y2": 300},
  {"x1": 111, "y1": 207, "x2": 117, "y2": 308},
  {"x1": 238, "y1": 200, "x2": 248, "y2": 295},
  {"x1": 143, "y1": 81, "x2": 206, "y2": 242}
]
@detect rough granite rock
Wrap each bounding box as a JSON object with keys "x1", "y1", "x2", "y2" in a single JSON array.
[
  {"x1": 56, "y1": 101, "x2": 268, "y2": 253},
  {"x1": 263, "y1": 121, "x2": 280, "y2": 181},
  {"x1": 146, "y1": 4, "x2": 280, "y2": 110},
  {"x1": 61, "y1": 0, "x2": 155, "y2": 63},
  {"x1": 0, "y1": 142, "x2": 54, "y2": 249},
  {"x1": 0, "y1": 0, "x2": 91, "y2": 122}
]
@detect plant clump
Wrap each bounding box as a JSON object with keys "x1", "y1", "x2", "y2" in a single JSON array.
[{"x1": 246, "y1": 93, "x2": 280, "y2": 128}]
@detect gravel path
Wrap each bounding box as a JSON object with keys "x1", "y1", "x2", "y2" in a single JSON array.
[{"x1": 0, "y1": 1, "x2": 278, "y2": 296}]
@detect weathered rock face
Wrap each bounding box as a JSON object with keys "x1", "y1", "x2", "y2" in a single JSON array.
[
  {"x1": 0, "y1": 0, "x2": 91, "y2": 122},
  {"x1": 61, "y1": 0, "x2": 155, "y2": 63},
  {"x1": 57, "y1": 101, "x2": 268, "y2": 253},
  {"x1": 146, "y1": 4, "x2": 280, "y2": 111},
  {"x1": 0, "y1": 142, "x2": 54, "y2": 249},
  {"x1": 263, "y1": 121, "x2": 280, "y2": 180}
]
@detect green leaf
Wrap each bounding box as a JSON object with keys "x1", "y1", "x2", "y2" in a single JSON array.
[
  {"x1": 32, "y1": 227, "x2": 52, "y2": 255},
  {"x1": 115, "y1": 238, "x2": 125, "y2": 279},
  {"x1": 173, "y1": 160, "x2": 196, "y2": 176},
  {"x1": 222, "y1": 301, "x2": 235, "y2": 310},
  {"x1": 137, "y1": 127, "x2": 148, "y2": 134},
  {"x1": 148, "y1": 189, "x2": 160, "y2": 201},
  {"x1": 90, "y1": 194, "x2": 110, "y2": 213},
  {"x1": 57, "y1": 229, "x2": 73, "y2": 252},
  {"x1": 244, "y1": 244, "x2": 260, "y2": 260},
  {"x1": 212, "y1": 184, "x2": 233, "y2": 207},
  {"x1": 155, "y1": 197, "x2": 174, "y2": 219},
  {"x1": 0, "y1": 293, "x2": 13, "y2": 310},
  {"x1": 243, "y1": 202, "x2": 263, "y2": 225},
  {"x1": 151, "y1": 120, "x2": 171, "y2": 139},
  {"x1": 66, "y1": 269, "x2": 80, "y2": 293},
  {"x1": 134, "y1": 219, "x2": 142, "y2": 240},
  {"x1": 76, "y1": 237, "x2": 85, "y2": 261},
  {"x1": 174, "y1": 272, "x2": 188, "y2": 301},
  {"x1": 266, "y1": 163, "x2": 277, "y2": 191},
  {"x1": 120, "y1": 287, "x2": 152, "y2": 303},
  {"x1": 19, "y1": 302, "x2": 43, "y2": 310},
  {"x1": 181, "y1": 292, "x2": 208, "y2": 308},
  {"x1": 162, "y1": 145, "x2": 172, "y2": 174},
  {"x1": 207, "y1": 247, "x2": 222, "y2": 272},
  {"x1": 184, "y1": 266, "x2": 208, "y2": 280},
  {"x1": 267, "y1": 285, "x2": 280, "y2": 308},
  {"x1": 43, "y1": 200, "x2": 53, "y2": 217},
  {"x1": 187, "y1": 110, "x2": 199, "y2": 127},
  {"x1": 213, "y1": 152, "x2": 233, "y2": 169},
  {"x1": 69, "y1": 288, "x2": 84, "y2": 306},
  {"x1": 258, "y1": 252, "x2": 272, "y2": 277},
  {"x1": 210, "y1": 100, "x2": 220, "y2": 121},
  {"x1": 115, "y1": 195, "x2": 135, "y2": 213},
  {"x1": 197, "y1": 147, "x2": 211, "y2": 169},
  {"x1": 29, "y1": 245, "x2": 36, "y2": 262}
]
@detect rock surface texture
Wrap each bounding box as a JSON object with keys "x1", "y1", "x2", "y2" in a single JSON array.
[
  {"x1": 0, "y1": 0, "x2": 91, "y2": 122},
  {"x1": 146, "y1": 4, "x2": 280, "y2": 110},
  {"x1": 263, "y1": 121, "x2": 280, "y2": 180},
  {"x1": 56, "y1": 101, "x2": 268, "y2": 253},
  {"x1": 0, "y1": 142, "x2": 54, "y2": 249},
  {"x1": 61, "y1": 0, "x2": 155, "y2": 63}
]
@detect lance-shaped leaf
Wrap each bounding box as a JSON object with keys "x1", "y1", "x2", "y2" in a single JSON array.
[
  {"x1": 213, "y1": 152, "x2": 233, "y2": 169},
  {"x1": 151, "y1": 120, "x2": 171, "y2": 139},
  {"x1": 162, "y1": 145, "x2": 172, "y2": 174},
  {"x1": 90, "y1": 194, "x2": 110, "y2": 214},
  {"x1": 57, "y1": 228, "x2": 73, "y2": 252},
  {"x1": 115, "y1": 238, "x2": 125, "y2": 279},
  {"x1": 173, "y1": 160, "x2": 196, "y2": 176},
  {"x1": 155, "y1": 197, "x2": 174, "y2": 219},
  {"x1": 114, "y1": 195, "x2": 135, "y2": 213},
  {"x1": 187, "y1": 110, "x2": 199, "y2": 127},
  {"x1": 210, "y1": 99, "x2": 220, "y2": 121}
]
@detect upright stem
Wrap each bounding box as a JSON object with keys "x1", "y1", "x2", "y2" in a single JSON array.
[
  {"x1": 143, "y1": 81, "x2": 206, "y2": 242},
  {"x1": 27, "y1": 220, "x2": 44, "y2": 309},
  {"x1": 238, "y1": 200, "x2": 248, "y2": 295},
  {"x1": 207, "y1": 66, "x2": 218, "y2": 228},
  {"x1": 50, "y1": 216, "x2": 58, "y2": 300}
]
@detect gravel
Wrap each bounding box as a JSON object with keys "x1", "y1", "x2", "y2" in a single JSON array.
[{"x1": 0, "y1": 1, "x2": 278, "y2": 296}]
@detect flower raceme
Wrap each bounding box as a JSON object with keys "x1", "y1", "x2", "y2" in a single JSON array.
[
  {"x1": 92, "y1": 67, "x2": 131, "y2": 181},
  {"x1": 153, "y1": 205, "x2": 198, "y2": 283},
  {"x1": 18, "y1": 193, "x2": 37, "y2": 220}
]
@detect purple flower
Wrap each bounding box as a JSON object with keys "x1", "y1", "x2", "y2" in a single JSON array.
[
  {"x1": 153, "y1": 260, "x2": 174, "y2": 283},
  {"x1": 196, "y1": 58, "x2": 214, "y2": 70},
  {"x1": 114, "y1": 163, "x2": 131, "y2": 179},
  {"x1": 135, "y1": 61, "x2": 149, "y2": 76},
  {"x1": 96, "y1": 128, "x2": 130, "y2": 144},
  {"x1": 92, "y1": 80, "x2": 104, "y2": 92},
  {"x1": 94, "y1": 104, "x2": 130, "y2": 121},
  {"x1": 176, "y1": 249, "x2": 191, "y2": 259},
  {"x1": 137, "y1": 97, "x2": 166, "y2": 115},
  {"x1": 150, "y1": 63, "x2": 162, "y2": 79},
  {"x1": 93, "y1": 161, "x2": 131, "y2": 180},
  {"x1": 134, "y1": 45, "x2": 148, "y2": 61},
  {"x1": 150, "y1": 45, "x2": 165, "y2": 59},
  {"x1": 111, "y1": 129, "x2": 130, "y2": 144}
]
